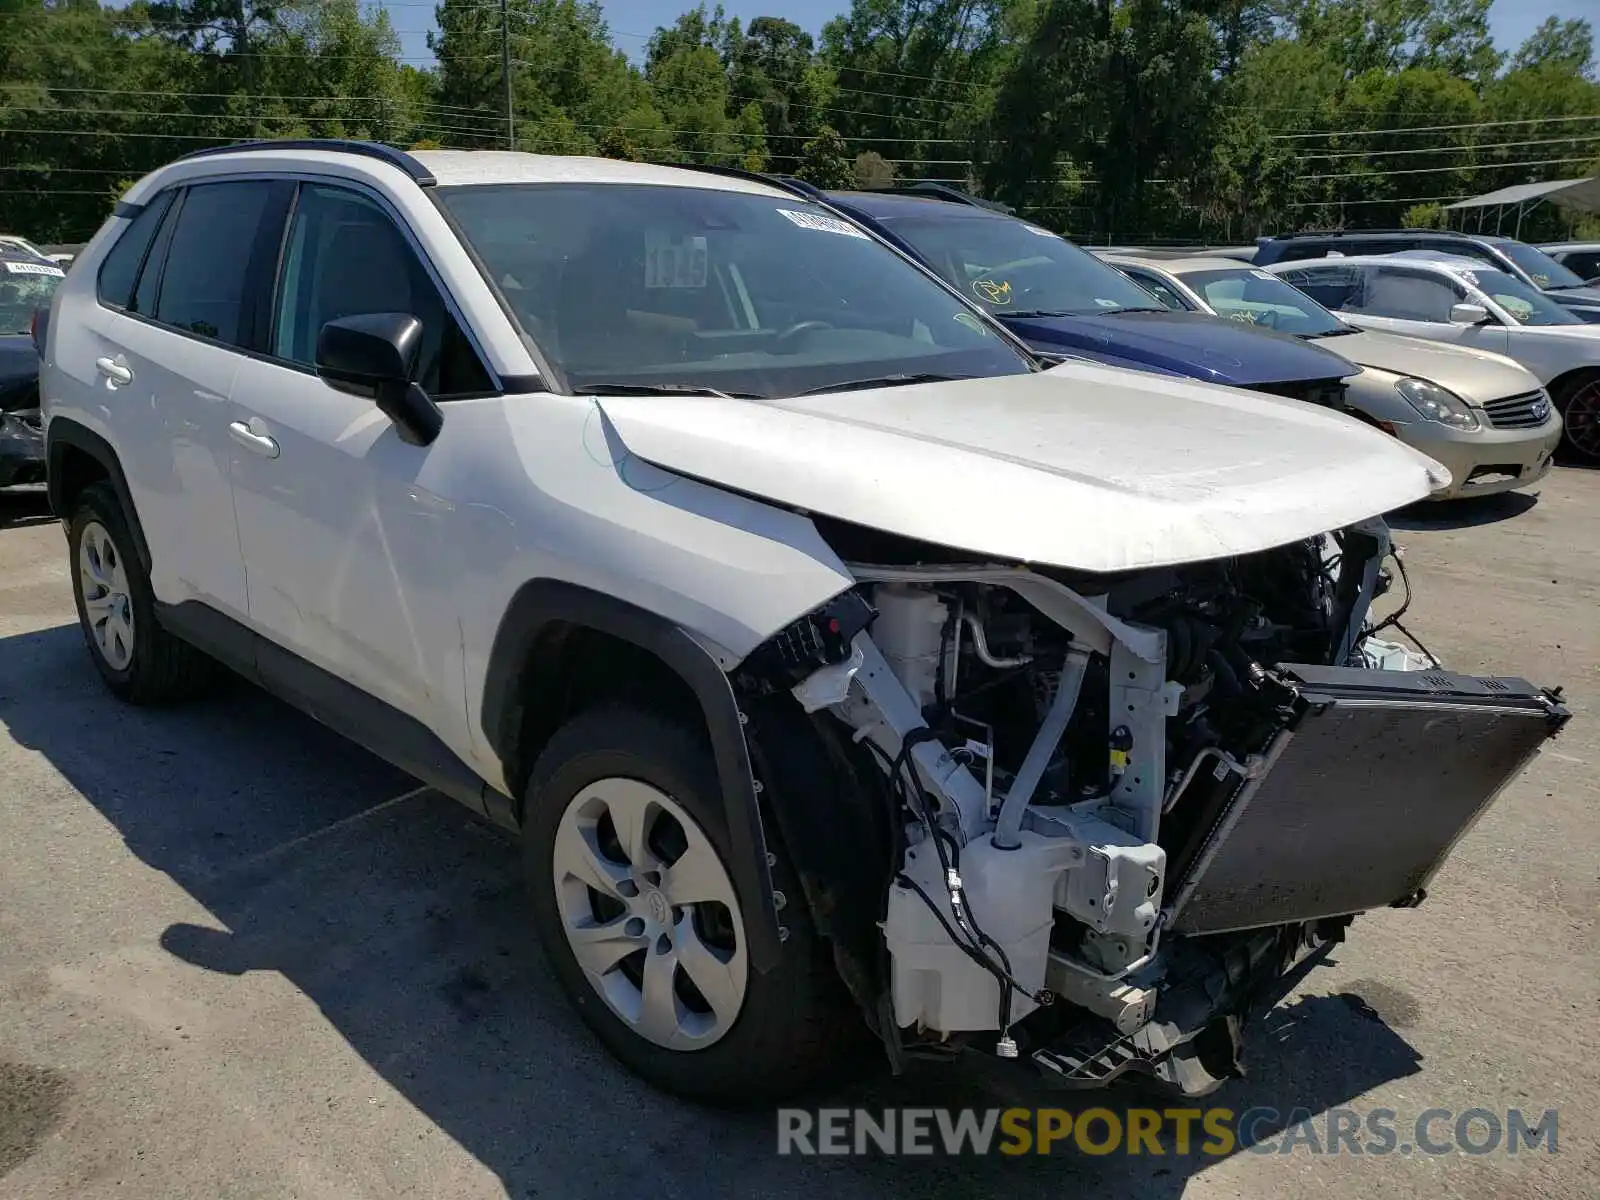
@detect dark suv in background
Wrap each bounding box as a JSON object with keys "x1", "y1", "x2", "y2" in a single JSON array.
[
  {"x1": 819, "y1": 186, "x2": 1362, "y2": 409},
  {"x1": 1253, "y1": 230, "x2": 1600, "y2": 323}
]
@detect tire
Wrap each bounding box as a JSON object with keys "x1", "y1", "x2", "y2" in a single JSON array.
[
  {"x1": 67, "y1": 481, "x2": 221, "y2": 704},
  {"x1": 523, "y1": 705, "x2": 859, "y2": 1105},
  {"x1": 1552, "y1": 372, "x2": 1600, "y2": 466}
]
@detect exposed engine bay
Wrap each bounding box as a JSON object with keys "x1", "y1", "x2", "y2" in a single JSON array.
[{"x1": 742, "y1": 520, "x2": 1569, "y2": 1096}]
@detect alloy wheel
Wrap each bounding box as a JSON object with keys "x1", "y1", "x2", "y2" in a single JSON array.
[
  {"x1": 1563, "y1": 378, "x2": 1600, "y2": 463},
  {"x1": 551, "y1": 777, "x2": 748, "y2": 1050},
  {"x1": 78, "y1": 520, "x2": 135, "y2": 671}
]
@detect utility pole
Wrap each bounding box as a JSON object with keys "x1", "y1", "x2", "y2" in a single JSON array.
[{"x1": 500, "y1": 0, "x2": 514, "y2": 149}]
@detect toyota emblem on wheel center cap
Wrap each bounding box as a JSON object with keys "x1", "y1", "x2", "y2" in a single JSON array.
[{"x1": 646, "y1": 889, "x2": 671, "y2": 925}]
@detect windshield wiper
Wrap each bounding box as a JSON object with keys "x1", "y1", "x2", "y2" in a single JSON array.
[
  {"x1": 1300, "y1": 326, "x2": 1361, "y2": 337},
  {"x1": 793, "y1": 372, "x2": 972, "y2": 397},
  {"x1": 572, "y1": 382, "x2": 763, "y2": 399},
  {"x1": 1002, "y1": 308, "x2": 1076, "y2": 318}
]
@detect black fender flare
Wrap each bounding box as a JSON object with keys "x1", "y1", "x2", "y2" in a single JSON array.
[
  {"x1": 45, "y1": 417, "x2": 153, "y2": 575},
  {"x1": 481, "y1": 579, "x2": 782, "y2": 973}
]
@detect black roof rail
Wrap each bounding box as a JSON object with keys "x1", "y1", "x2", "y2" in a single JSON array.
[
  {"x1": 856, "y1": 182, "x2": 1015, "y2": 215},
  {"x1": 667, "y1": 161, "x2": 821, "y2": 201},
  {"x1": 1274, "y1": 227, "x2": 1469, "y2": 240},
  {"x1": 172, "y1": 139, "x2": 437, "y2": 186},
  {"x1": 767, "y1": 174, "x2": 825, "y2": 200}
]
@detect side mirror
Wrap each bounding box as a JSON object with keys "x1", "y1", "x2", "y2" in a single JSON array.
[
  {"x1": 315, "y1": 313, "x2": 443, "y2": 447},
  {"x1": 1449, "y1": 302, "x2": 1491, "y2": 326}
]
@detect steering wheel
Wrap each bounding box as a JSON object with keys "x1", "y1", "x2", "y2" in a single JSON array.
[{"x1": 772, "y1": 319, "x2": 833, "y2": 352}]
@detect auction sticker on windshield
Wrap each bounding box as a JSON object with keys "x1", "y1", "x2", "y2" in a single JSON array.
[
  {"x1": 644, "y1": 233, "x2": 708, "y2": 289},
  {"x1": 776, "y1": 209, "x2": 870, "y2": 239},
  {"x1": 3, "y1": 261, "x2": 64, "y2": 277}
]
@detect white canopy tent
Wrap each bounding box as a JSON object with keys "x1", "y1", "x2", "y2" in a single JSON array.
[{"x1": 1444, "y1": 177, "x2": 1600, "y2": 237}]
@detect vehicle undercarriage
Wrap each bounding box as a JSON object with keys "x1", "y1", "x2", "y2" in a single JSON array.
[{"x1": 736, "y1": 520, "x2": 1569, "y2": 1097}]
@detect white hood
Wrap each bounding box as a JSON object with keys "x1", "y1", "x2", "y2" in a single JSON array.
[{"x1": 598, "y1": 361, "x2": 1450, "y2": 574}]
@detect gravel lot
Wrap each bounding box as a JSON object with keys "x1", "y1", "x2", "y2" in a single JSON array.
[{"x1": 1, "y1": 472, "x2": 1595, "y2": 1199}]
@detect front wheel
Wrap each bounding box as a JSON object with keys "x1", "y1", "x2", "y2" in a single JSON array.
[
  {"x1": 522, "y1": 705, "x2": 858, "y2": 1104},
  {"x1": 1553, "y1": 373, "x2": 1600, "y2": 466}
]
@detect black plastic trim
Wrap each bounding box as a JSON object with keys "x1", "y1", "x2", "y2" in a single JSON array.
[
  {"x1": 45, "y1": 419, "x2": 153, "y2": 574},
  {"x1": 112, "y1": 200, "x2": 145, "y2": 219},
  {"x1": 172, "y1": 139, "x2": 437, "y2": 186},
  {"x1": 669, "y1": 162, "x2": 818, "y2": 200},
  {"x1": 481, "y1": 579, "x2": 782, "y2": 972},
  {"x1": 498, "y1": 374, "x2": 549, "y2": 394},
  {"x1": 154, "y1": 600, "x2": 512, "y2": 822}
]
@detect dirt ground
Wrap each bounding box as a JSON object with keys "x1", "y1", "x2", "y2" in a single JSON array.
[{"x1": 0, "y1": 471, "x2": 1595, "y2": 1199}]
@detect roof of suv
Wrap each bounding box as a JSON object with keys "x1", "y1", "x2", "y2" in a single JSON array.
[
  {"x1": 123, "y1": 142, "x2": 798, "y2": 205},
  {"x1": 409, "y1": 150, "x2": 793, "y2": 196},
  {"x1": 1265, "y1": 252, "x2": 1485, "y2": 274},
  {"x1": 1268, "y1": 229, "x2": 1510, "y2": 245}
]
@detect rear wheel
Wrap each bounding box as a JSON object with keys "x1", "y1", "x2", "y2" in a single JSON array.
[
  {"x1": 67, "y1": 482, "x2": 221, "y2": 703},
  {"x1": 1553, "y1": 373, "x2": 1600, "y2": 466},
  {"x1": 523, "y1": 705, "x2": 858, "y2": 1104}
]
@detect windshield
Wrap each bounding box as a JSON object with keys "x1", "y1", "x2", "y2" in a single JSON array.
[
  {"x1": 1182, "y1": 268, "x2": 1350, "y2": 336},
  {"x1": 0, "y1": 261, "x2": 63, "y2": 334},
  {"x1": 435, "y1": 184, "x2": 1033, "y2": 398},
  {"x1": 881, "y1": 214, "x2": 1164, "y2": 317},
  {"x1": 1496, "y1": 240, "x2": 1588, "y2": 290},
  {"x1": 1460, "y1": 267, "x2": 1582, "y2": 326}
]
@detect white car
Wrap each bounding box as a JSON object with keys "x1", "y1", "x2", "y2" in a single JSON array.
[
  {"x1": 37, "y1": 141, "x2": 1567, "y2": 1105},
  {"x1": 1103, "y1": 254, "x2": 1563, "y2": 499},
  {"x1": 1267, "y1": 252, "x2": 1600, "y2": 465}
]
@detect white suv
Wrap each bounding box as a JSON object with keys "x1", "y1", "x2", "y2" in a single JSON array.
[{"x1": 38, "y1": 141, "x2": 1567, "y2": 1104}]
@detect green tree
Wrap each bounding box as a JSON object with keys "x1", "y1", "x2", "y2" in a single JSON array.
[
  {"x1": 1510, "y1": 17, "x2": 1594, "y2": 78},
  {"x1": 855, "y1": 149, "x2": 896, "y2": 187},
  {"x1": 1282, "y1": 0, "x2": 1501, "y2": 83},
  {"x1": 1401, "y1": 201, "x2": 1445, "y2": 228},
  {"x1": 796, "y1": 125, "x2": 855, "y2": 187},
  {"x1": 726, "y1": 17, "x2": 829, "y2": 173},
  {"x1": 597, "y1": 125, "x2": 639, "y2": 160},
  {"x1": 986, "y1": 0, "x2": 1223, "y2": 240}
]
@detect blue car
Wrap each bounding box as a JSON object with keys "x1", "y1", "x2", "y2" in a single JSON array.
[{"x1": 821, "y1": 187, "x2": 1360, "y2": 408}]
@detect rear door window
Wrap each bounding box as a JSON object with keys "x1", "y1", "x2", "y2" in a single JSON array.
[
  {"x1": 151, "y1": 181, "x2": 279, "y2": 348},
  {"x1": 1566, "y1": 250, "x2": 1600, "y2": 280},
  {"x1": 1279, "y1": 264, "x2": 1366, "y2": 310},
  {"x1": 1357, "y1": 267, "x2": 1463, "y2": 322}
]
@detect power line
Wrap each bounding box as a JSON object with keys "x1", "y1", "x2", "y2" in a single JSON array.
[
  {"x1": 586, "y1": 68, "x2": 957, "y2": 128},
  {"x1": 1271, "y1": 113, "x2": 1600, "y2": 141},
  {"x1": 13, "y1": 84, "x2": 500, "y2": 119},
  {"x1": 0, "y1": 103, "x2": 498, "y2": 140},
  {"x1": 1296, "y1": 154, "x2": 1600, "y2": 182},
  {"x1": 1300, "y1": 132, "x2": 1600, "y2": 161},
  {"x1": 0, "y1": 188, "x2": 111, "y2": 196},
  {"x1": 1283, "y1": 194, "x2": 1467, "y2": 209}
]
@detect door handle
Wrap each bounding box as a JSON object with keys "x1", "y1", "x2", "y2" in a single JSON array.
[
  {"x1": 95, "y1": 356, "x2": 133, "y2": 386},
  {"x1": 228, "y1": 420, "x2": 280, "y2": 459}
]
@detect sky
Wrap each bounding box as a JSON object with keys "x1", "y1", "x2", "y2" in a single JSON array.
[{"x1": 378, "y1": 0, "x2": 1600, "y2": 67}]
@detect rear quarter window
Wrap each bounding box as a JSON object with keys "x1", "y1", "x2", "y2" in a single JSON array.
[{"x1": 96, "y1": 190, "x2": 175, "y2": 310}]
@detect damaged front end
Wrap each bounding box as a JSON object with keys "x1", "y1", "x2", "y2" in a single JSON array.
[{"x1": 734, "y1": 520, "x2": 1570, "y2": 1098}]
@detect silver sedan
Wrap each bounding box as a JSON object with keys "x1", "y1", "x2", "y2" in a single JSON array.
[{"x1": 1102, "y1": 254, "x2": 1564, "y2": 500}]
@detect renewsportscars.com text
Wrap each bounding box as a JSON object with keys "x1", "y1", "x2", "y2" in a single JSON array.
[{"x1": 776, "y1": 1106, "x2": 1559, "y2": 1157}]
